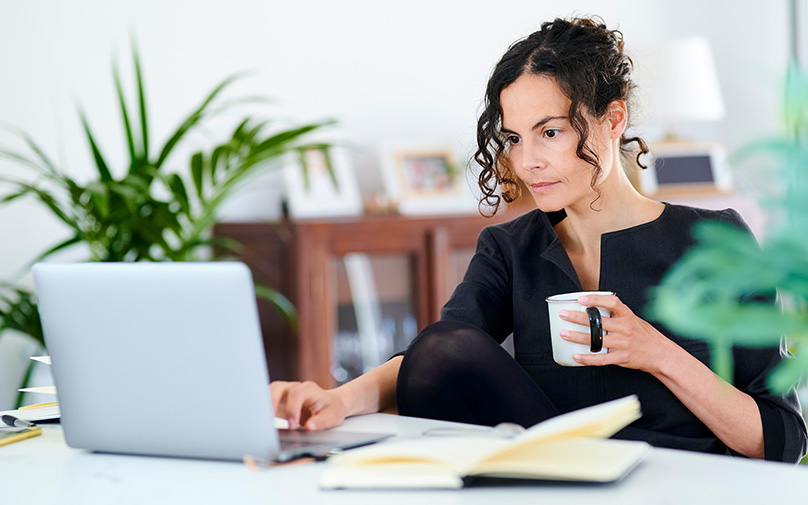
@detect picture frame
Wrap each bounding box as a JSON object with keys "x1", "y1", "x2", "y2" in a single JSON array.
[
  {"x1": 282, "y1": 146, "x2": 363, "y2": 219},
  {"x1": 379, "y1": 144, "x2": 477, "y2": 215},
  {"x1": 637, "y1": 140, "x2": 731, "y2": 198}
]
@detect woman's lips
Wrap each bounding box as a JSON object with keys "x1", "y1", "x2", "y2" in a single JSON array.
[{"x1": 529, "y1": 182, "x2": 559, "y2": 194}]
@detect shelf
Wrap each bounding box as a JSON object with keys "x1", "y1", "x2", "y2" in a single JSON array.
[{"x1": 214, "y1": 211, "x2": 520, "y2": 386}]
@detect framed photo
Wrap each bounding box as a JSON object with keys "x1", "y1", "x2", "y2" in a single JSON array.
[
  {"x1": 637, "y1": 141, "x2": 731, "y2": 198},
  {"x1": 380, "y1": 144, "x2": 477, "y2": 215},
  {"x1": 283, "y1": 146, "x2": 363, "y2": 219}
]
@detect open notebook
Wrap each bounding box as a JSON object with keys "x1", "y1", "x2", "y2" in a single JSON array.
[{"x1": 321, "y1": 395, "x2": 650, "y2": 489}]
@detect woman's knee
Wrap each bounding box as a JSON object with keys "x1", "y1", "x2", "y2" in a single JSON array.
[{"x1": 400, "y1": 320, "x2": 499, "y2": 380}]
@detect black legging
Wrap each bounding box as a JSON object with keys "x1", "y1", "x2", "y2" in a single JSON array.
[{"x1": 396, "y1": 320, "x2": 559, "y2": 428}]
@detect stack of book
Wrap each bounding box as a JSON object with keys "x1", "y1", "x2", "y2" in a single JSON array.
[{"x1": 1, "y1": 356, "x2": 59, "y2": 423}]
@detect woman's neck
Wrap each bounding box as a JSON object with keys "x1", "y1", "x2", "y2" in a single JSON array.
[{"x1": 555, "y1": 165, "x2": 664, "y2": 259}]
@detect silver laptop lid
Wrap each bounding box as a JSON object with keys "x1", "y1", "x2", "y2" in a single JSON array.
[{"x1": 32, "y1": 262, "x2": 280, "y2": 461}]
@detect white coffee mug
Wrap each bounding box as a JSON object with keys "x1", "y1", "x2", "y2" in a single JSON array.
[{"x1": 546, "y1": 291, "x2": 613, "y2": 367}]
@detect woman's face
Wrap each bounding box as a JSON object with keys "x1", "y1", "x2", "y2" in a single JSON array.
[{"x1": 499, "y1": 73, "x2": 617, "y2": 213}]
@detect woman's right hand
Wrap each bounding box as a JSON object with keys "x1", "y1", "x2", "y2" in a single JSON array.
[
  {"x1": 270, "y1": 381, "x2": 347, "y2": 431},
  {"x1": 270, "y1": 356, "x2": 403, "y2": 431}
]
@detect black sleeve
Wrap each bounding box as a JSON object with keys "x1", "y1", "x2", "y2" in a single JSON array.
[
  {"x1": 439, "y1": 227, "x2": 514, "y2": 344},
  {"x1": 389, "y1": 226, "x2": 514, "y2": 359},
  {"x1": 733, "y1": 343, "x2": 807, "y2": 462},
  {"x1": 720, "y1": 209, "x2": 808, "y2": 462}
]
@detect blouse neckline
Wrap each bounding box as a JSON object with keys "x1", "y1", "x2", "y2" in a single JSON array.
[{"x1": 541, "y1": 202, "x2": 672, "y2": 242}]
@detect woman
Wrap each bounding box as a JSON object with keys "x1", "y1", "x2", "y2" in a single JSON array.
[{"x1": 271, "y1": 17, "x2": 807, "y2": 462}]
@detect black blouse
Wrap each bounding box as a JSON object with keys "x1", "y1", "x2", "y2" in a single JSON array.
[{"x1": 439, "y1": 203, "x2": 807, "y2": 462}]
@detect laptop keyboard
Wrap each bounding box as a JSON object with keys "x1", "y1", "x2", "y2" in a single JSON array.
[
  {"x1": 275, "y1": 428, "x2": 393, "y2": 462},
  {"x1": 277, "y1": 429, "x2": 334, "y2": 450}
]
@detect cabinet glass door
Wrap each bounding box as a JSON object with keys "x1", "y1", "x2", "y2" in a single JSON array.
[
  {"x1": 330, "y1": 253, "x2": 418, "y2": 384},
  {"x1": 445, "y1": 248, "x2": 475, "y2": 304}
]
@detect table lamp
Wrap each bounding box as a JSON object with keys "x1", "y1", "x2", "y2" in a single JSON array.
[
  {"x1": 634, "y1": 37, "x2": 731, "y2": 198},
  {"x1": 639, "y1": 36, "x2": 725, "y2": 140}
]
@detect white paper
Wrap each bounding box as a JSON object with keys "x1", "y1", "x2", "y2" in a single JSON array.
[
  {"x1": 328, "y1": 435, "x2": 509, "y2": 474},
  {"x1": 18, "y1": 386, "x2": 57, "y2": 395},
  {"x1": 0, "y1": 403, "x2": 61, "y2": 422}
]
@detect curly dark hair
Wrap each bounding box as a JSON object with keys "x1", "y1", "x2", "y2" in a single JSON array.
[{"x1": 474, "y1": 16, "x2": 649, "y2": 215}]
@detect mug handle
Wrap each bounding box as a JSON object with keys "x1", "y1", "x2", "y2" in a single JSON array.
[{"x1": 586, "y1": 307, "x2": 603, "y2": 353}]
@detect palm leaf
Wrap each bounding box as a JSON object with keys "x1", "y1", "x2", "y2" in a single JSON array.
[
  {"x1": 20, "y1": 132, "x2": 59, "y2": 175},
  {"x1": 165, "y1": 173, "x2": 190, "y2": 216},
  {"x1": 63, "y1": 177, "x2": 85, "y2": 206},
  {"x1": 207, "y1": 235, "x2": 245, "y2": 259},
  {"x1": 0, "y1": 285, "x2": 44, "y2": 347},
  {"x1": 191, "y1": 151, "x2": 204, "y2": 199},
  {"x1": 252, "y1": 122, "x2": 332, "y2": 157},
  {"x1": 0, "y1": 147, "x2": 52, "y2": 176},
  {"x1": 79, "y1": 110, "x2": 113, "y2": 181},
  {"x1": 206, "y1": 95, "x2": 275, "y2": 114},
  {"x1": 296, "y1": 142, "x2": 338, "y2": 187},
  {"x1": 231, "y1": 118, "x2": 253, "y2": 144},
  {"x1": 86, "y1": 181, "x2": 110, "y2": 218},
  {"x1": 22, "y1": 234, "x2": 84, "y2": 269},
  {"x1": 108, "y1": 180, "x2": 145, "y2": 214},
  {"x1": 0, "y1": 188, "x2": 34, "y2": 205},
  {"x1": 154, "y1": 72, "x2": 247, "y2": 169},
  {"x1": 113, "y1": 57, "x2": 137, "y2": 164},
  {"x1": 133, "y1": 43, "x2": 149, "y2": 160},
  {"x1": 209, "y1": 144, "x2": 231, "y2": 183},
  {"x1": 0, "y1": 125, "x2": 57, "y2": 176},
  {"x1": 254, "y1": 283, "x2": 298, "y2": 332},
  {"x1": 4, "y1": 181, "x2": 79, "y2": 231}
]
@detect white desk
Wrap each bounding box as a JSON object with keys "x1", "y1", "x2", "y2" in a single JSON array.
[{"x1": 2, "y1": 413, "x2": 805, "y2": 504}]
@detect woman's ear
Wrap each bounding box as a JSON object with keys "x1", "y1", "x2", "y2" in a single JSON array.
[{"x1": 605, "y1": 100, "x2": 628, "y2": 139}]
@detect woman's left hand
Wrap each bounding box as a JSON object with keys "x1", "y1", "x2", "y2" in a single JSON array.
[{"x1": 559, "y1": 293, "x2": 676, "y2": 375}]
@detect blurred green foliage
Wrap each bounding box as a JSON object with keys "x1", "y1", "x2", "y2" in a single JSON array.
[{"x1": 649, "y1": 65, "x2": 808, "y2": 393}]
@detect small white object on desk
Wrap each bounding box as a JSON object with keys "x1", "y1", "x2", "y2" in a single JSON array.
[
  {"x1": 17, "y1": 386, "x2": 57, "y2": 395},
  {"x1": 0, "y1": 402, "x2": 61, "y2": 423}
]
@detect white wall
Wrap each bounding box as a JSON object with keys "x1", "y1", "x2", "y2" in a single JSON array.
[
  {"x1": 0, "y1": 0, "x2": 791, "y2": 281},
  {"x1": 0, "y1": 0, "x2": 793, "y2": 408}
]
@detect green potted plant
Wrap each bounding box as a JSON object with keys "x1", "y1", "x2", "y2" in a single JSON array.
[
  {"x1": 649, "y1": 65, "x2": 808, "y2": 463},
  {"x1": 0, "y1": 46, "x2": 328, "y2": 407}
]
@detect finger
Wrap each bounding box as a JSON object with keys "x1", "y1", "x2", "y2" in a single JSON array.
[
  {"x1": 304, "y1": 407, "x2": 340, "y2": 431},
  {"x1": 560, "y1": 329, "x2": 590, "y2": 345},
  {"x1": 559, "y1": 309, "x2": 591, "y2": 327},
  {"x1": 284, "y1": 381, "x2": 322, "y2": 430},
  {"x1": 269, "y1": 381, "x2": 293, "y2": 417},
  {"x1": 600, "y1": 318, "x2": 619, "y2": 335},
  {"x1": 563, "y1": 329, "x2": 622, "y2": 354},
  {"x1": 573, "y1": 352, "x2": 617, "y2": 367},
  {"x1": 577, "y1": 294, "x2": 629, "y2": 316},
  {"x1": 560, "y1": 309, "x2": 613, "y2": 336}
]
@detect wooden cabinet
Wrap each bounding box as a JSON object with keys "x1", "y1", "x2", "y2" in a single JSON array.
[{"x1": 214, "y1": 211, "x2": 518, "y2": 387}]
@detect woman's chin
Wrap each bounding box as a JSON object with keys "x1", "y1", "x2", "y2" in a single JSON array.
[{"x1": 531, "y1": 197, "x2": 565, "y2": 214}]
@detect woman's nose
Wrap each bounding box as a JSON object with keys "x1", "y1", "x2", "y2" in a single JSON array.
[{"x1": 518, "y1": 138, "x2": 546, "y2": 171}]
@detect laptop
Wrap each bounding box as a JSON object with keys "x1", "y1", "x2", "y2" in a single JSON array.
[{"x1": 32, "y1": 261, "x2": 391, "y2": 462}]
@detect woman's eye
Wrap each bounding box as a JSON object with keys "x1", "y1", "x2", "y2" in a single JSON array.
[
  {"x1": 544, "y1": 129, "x2": 561, "y2": 139},
  {"x1": 507, "y1": 135, "x2": 521, "y2": 145}
]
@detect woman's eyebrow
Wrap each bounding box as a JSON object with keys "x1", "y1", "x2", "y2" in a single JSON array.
[{"x1": 501, "y1": 115, "x2": 568, "y2": 135}]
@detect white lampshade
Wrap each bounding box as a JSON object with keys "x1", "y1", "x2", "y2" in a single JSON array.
[{"x1": 638, "y1": 37, "x2": 725, "y2": 125}]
